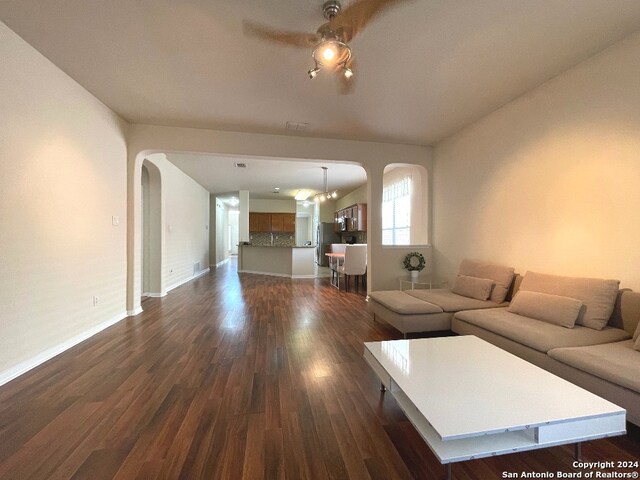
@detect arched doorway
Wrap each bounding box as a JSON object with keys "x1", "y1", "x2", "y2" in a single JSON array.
[{"x1": 141, "y1": 159, "x2": 163, "y2": 297}]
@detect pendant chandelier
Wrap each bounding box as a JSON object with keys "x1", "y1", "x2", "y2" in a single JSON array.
[{"x1": 314, "y1": 167, "x2": 338, "y2": 202}]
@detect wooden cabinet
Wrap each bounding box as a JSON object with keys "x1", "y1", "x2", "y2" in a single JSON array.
[
  {"x1": 249, "y1": 213, "x2": 271, "y2": 233},
  {"x1": 349, "y1": 203, "x2": 367, "y2": 232},
  {"x1": 282, "y1": 213, "x2": 295, "y2": 233},
  {"x1": 250, "y1": 212, "x2": 295, "y2": 233},
  {"x1": 334, "y1": 203, "x2": 367, "y2": 232}
]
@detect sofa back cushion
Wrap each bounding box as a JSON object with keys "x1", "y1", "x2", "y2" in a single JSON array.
[
  {"x1": 635, "y1": 328, "x2": 640, "y2": 352},
  {"x1": 507, "y1": 291, "x2": 583, "y2": 328},
  {"x1": 458, "y1": 259, "x2": 515, "y2": 303},
  {"x1": 608, "y1": 290, "x2": 640, "y2": 338},
  {"x1": 451, "y1": 275, "x2": 494, "y2": 301},
  {"x1": 519, "y1": 271, "x2": 619, "y2": 330}
]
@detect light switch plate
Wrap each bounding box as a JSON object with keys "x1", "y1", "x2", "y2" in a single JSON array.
[{"x1": 112, "y1": 216, "x2": 119, "y2": 226}]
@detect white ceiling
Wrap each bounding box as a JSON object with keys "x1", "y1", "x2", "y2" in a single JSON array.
[
  {"x1": 166, "y1": 153, "x2": 367, "y2": 198},
  {"x1": 2, "y1": 1, "x2": 640, "y2": 145}
]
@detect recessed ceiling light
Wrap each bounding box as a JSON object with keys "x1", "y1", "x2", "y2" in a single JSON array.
[{"x1": 274, "y1": 187, "x2": 280, "y2": 191}]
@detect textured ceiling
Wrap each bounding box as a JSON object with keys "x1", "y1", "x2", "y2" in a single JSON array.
[{"x1": 2, "y1": 0, "x2": 640, "y2": 145}]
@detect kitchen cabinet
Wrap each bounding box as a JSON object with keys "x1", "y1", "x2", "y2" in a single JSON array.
[
  {"x1": 282, "y1": 213, "x2": 296, "y2": 232},
  {"x1": 271, "y1": 213, "x2": 295, "y2": 233},
  {"x1": 250, "y1": 212, "x2": 295, "y2": 233},
  {"x1": 249, "y1": 213, "x2": 271, "y2": 233},
  {"x1": 334, "y1": 203, "x2": 367, "y2": 232}
]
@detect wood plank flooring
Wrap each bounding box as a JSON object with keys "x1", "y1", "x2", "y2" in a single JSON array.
[{"x1": 0, "y1": 260, "x2": 638, "y2": 479}]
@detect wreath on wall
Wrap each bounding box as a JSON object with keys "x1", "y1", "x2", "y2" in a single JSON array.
[{"x1": 403, "y1": 252, "x2": 426, "y2": 271}]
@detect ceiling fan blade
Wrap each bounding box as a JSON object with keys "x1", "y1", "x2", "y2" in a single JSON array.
[
  {"x1": 330, "y1": 0, "x2": 410, "y2": 42},
  {"x1": 337, "y1": 59, "x2": 356, "y2": 95},
  {"x1": 243, "y1": 20, "x2": 320, "y2": 48}
]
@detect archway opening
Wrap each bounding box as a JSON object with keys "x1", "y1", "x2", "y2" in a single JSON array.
[{"x1": 141, "y1": 160, "x2": 163, "y2": 297}]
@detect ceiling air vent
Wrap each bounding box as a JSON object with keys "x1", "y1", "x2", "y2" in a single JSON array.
[
  {"x1": 285, "y1": 121, "x2": 309, "y2": 132},
  {"x1": 234, "y1": 162, "x2": 247, "y2": 168}
]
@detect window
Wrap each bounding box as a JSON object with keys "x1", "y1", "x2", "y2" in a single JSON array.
[{"x1": 382, "y1": 176, "x2": 411, "y2": 245}]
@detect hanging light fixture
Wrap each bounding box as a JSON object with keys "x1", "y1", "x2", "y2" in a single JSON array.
[
  {"x1": 306, "y1": 2, "x2": 353, "y2": 81},
  {"x1": 314, "y1": 166, "x2": 338, "y2": 202}
]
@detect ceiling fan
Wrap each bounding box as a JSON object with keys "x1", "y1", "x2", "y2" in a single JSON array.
[{"x1": 243, "y1": 0, "x2": 408, "y2": 94}]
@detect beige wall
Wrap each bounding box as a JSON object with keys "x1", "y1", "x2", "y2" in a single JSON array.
[
  {"x1": 213, "y1": 197, "x2": 229, "y2": 265},
  {"x1": 249, "y1": 198, "x2": 296, "y2": 213},
  {"x1": 319, "y1": 199, "x2": 337, "y2": 223},
  {"x1": 0, "y1": 22, "x2": 128, "y2": 381},
  {"x1": 336, "y1": 184, "x2": 367, "y2": 210},
  {"x1": 433, "y1": 32, "x2": 640, "y2": 290},
  {"x1": 144, "y1": 155, "x2": 210, "y2": 292}
]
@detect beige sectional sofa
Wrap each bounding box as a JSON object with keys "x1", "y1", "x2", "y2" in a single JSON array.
[
  {"x1": 368, "y1": 259, "x2": 515, "y2": 336},
  {"x1": 452, "y1": 273, "x2": 640, "y2": 427},
  {"x1": 369, "y1": 263, "x2": 640, "y2": 426}
]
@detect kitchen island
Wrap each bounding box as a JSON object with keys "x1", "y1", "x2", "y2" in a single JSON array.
[{"x1": 238, "y1": 245, "x2": 316, "y2": 278}]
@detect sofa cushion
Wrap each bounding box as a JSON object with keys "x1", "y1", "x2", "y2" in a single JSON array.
[
  {"x1": 451, "y1": 275, "x2": 494, "y2": 301},
  {"x1": 549, "y1": 340, "x2": 640, "y2": 394},
  {"x1": 635, "y1": 317, "x2": 640, "y2": 342},
  {"x1": 507, "y1": 291, "x2": 583, "y2": 328},
  {"x1": 454, "y1": 308, "x2": 631, "y2": 353},
  {"x1": 368, "y1": 291, "x2": 443, "y2": 315},
  {"x1": 635, "y1": 327, "x2": 640, "y2": 352},
  {"x1": 458, "y1": 259, "x2": 515, "y2": 304},
  {"x1": 406, "y1": 289, "x2": 504, "y2": 313},
  {"x1": 519, "y1": 271, "x2": 619, "y2": 330}
]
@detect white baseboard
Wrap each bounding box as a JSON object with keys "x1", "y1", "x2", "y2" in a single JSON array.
[
  {"x1": 238, "y1": 270, "x2": 317, "y2": 279},
  {"x1": 127, "y1": 306, "x2": 143, "y2": 316},
  {"x1": 0, "y1": 311, "x2": 128, "y2": 387},
  {"x1": 213, "y1": 258, "x2": 229, "y2": 268},
  {"x1": 142, "y1": 292, "x2": 166, "y2": 298},
  {"x1": 166, "y1": 268, "x2": 210, "y2": 293},
  {"x1": 238, "y1": 269, "x2": 291, "y2": 278}
]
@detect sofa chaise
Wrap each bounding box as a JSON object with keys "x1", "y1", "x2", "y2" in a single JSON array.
[{"x1": 368, "y1": 259, "x2": 515, "y2": 336}]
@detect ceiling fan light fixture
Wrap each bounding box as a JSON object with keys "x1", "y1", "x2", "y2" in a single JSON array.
[
  {"x1": 308, "y1": 66, "x2": 320, "y2": 79},
  {"x1": 322, "y1": 46, "x2": 336, "y2": 61},
  {"x1": 244, "y1": 0, "x2": 410, "y2": 92},
  {"x1": 312, "y1": 39, "x2": 350, "y2": 67}
]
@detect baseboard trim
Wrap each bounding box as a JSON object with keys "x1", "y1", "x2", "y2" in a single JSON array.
[
  {"x1": 142, "y1": 292, "x2": 167, "y2": 298},
  {"x1": 213, "y1": 258, "x2": 229, "y2": 268},
  {"x1": 238, "y1": 270, "x2": 317, "y2": 279},
  {"x1": 127, "y1": 307, "x2": 143, "y2": 316},
  {"x1": 0, "y1": 311, "x2": 128, "y2": 387},
  {"x1": 166, "y1": 268, "x2": 210, "y2": 293}
]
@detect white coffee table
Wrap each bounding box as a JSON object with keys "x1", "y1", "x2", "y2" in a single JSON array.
[{"x1": 363, "y1": 336, "x2": 626, "y2": 479}]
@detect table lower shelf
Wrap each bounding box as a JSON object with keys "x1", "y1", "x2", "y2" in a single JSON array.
[
  {"x1": 363, "y1": 349, "x2": 626, "y2": 465},
  {"x1": 390, "y1": 385, "x2": 625, "y2": 464}
]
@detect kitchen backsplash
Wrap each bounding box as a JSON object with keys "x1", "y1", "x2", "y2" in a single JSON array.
[
  {"x1": 250, "y1": 232, "x2": 295, "y2": 246},
  {"x1": 341, "y1": 232, "x2": 367, "y2": 244}
]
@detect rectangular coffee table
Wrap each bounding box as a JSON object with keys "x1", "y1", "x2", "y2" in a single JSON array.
[{"x1": 363, "y1": 336, "x2": 626, "y2": 479}]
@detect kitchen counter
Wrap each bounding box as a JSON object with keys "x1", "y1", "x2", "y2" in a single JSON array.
[{"x1": 238, "y1": 244, "x2": 316, "y2": 278}]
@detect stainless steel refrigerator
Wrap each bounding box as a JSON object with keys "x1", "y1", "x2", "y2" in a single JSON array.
[{"x1": 316, "y1": 222, "x2": 341, "y2": 266}]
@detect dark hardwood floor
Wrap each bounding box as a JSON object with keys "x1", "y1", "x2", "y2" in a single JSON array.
[{"x1": 0, "y1": 260, "x2": 638, "y2": 479}]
